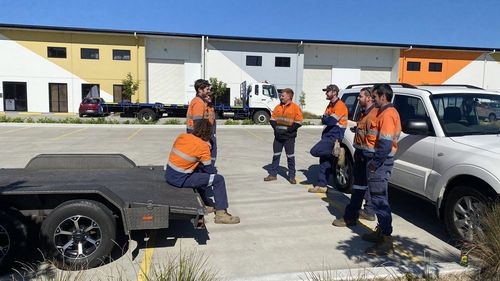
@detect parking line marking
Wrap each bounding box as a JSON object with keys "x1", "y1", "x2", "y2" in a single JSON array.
[
  {"x1": 295, "y1": 177, "x2": 423, "y2": 264},
  {"x1": 137, "y1": 233, "x2": 156, "y2": 281},
  {"x1": 51, "y1": 127, "x2": 88, "y2": 140},
  {"x1": 128, "y1": 128, "x2": 143, "y2": 141},
  {"x1": 0, "y1": 127, "x2": 30, "y2": 135},
  {"x1": 244, "y1": 128, "x2": 266, "y2": 142}
]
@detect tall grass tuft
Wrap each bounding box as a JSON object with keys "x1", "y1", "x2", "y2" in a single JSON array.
[{"x1": 146, "y1": 250, "x2": 218, "y2": 281}]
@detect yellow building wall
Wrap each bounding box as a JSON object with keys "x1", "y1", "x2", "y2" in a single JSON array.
[{"x1": 0, "y1": 29, "x2": 146, "y2": 102}]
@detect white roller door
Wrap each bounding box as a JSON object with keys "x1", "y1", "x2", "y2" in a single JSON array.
[
  {"x1": 147, "y1": 59, "x2": 184, "y2": 104},
  {"x1": 303, "y1": 65, "x2": 332, "y2": 115},
  {"x1": 360, "y1": 67, "x2": 391, "y2": 84}
]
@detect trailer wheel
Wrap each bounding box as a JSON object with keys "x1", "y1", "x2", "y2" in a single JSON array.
[
  {"x1": 138, "y1": 108, "x2": 157, "y2": 122},
  {"x1": 40, "y1": 200, "x2": 116, "y2": 269},
  {"x1": 253, "y1": 110, "x2": 270, "y2": 124},
  {"x1": 0, "y1": 210, "x2": 28, "y2": 272}
]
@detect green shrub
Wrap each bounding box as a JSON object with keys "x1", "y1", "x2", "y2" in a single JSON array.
[
  {"x1": 302, "y1": 121, "x2": 316, "y2": 126},
  {"x1": 24, "y1": 117, "x2": 35, "y2": 123},
  {"x1": 241, "y1": 119, "x2": 254, "y2": 125},
  {"x1": 36, "y1": 117, "x2": 57, "y2": 123}
]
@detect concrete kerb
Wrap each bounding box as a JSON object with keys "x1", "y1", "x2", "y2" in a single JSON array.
[
  {"x1": 0, "y1": 123, "x2": 324, "y2": 129},
  {"x1": 227, "y1": 262, "x2": 477, "y2": 281}
]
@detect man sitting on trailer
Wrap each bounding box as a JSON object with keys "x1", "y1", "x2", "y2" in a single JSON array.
[
  {"x1": 165, "y1": 119, "x2": 240, "y2": 224},
  {"x1": 186, "y1": 79, "x2": 217, "y2": 165}
]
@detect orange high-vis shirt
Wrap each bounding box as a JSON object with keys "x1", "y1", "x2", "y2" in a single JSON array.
[
  {"x1": 353, "y1": 106, "x2": 379, "y2": 150},
  {"x1": 186, "y1": 96, "x2": 216, "y2": 130},
  {"x1": 271, "y1": 102, "x2": 303, "y2": 130},
  {"x1": 365, "y1": 105, "x2": 401, "y2": 156},
  {"x1": 167, "y1": 133, "x2": 212, "y2": 174},
  {"x1": 324, "y1": 100, "x2": 348, "y2": 129}
]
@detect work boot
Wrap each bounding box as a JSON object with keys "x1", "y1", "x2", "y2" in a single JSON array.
[
  {"x1": 264, "y1": 175, "x2": 277, "y2": 182},
  {"x1": 289, "y1": 178, "x2": 297, "y2": 184},
  {"x1": 365, "y1": 235, "x2": 394, "y2": 256},
  {"x1": 361, "y1": 227, "x2": 383, "y2": 243},
  {"x1": 205, "y1": 205, "x2": 215, "y2": 214},
  {"x1": 332, "y1": 218, "x2": 357, "y2": 227},
  {"x1": 359, "y1": 209, "x2": 376, "y2": 221},
  {"x1": 308, "y1": 186, "x2": 328, "y2": 193},
  {"x1": 214, "y1": 210, "x2": 240, "y2": 224}
]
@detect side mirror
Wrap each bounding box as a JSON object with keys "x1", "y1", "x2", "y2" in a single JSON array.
[{"x1": 403, "y1": 119, "x2": 429, "y2": 135}]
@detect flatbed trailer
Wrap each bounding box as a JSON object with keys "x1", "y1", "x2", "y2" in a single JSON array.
[{"x1": 0, "y1": 154, "x2": 205, "y2": 269}]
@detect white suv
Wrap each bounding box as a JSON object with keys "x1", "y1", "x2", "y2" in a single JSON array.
[{"x1": 336, "y1": 83, "x2": 500, "y2": 241}]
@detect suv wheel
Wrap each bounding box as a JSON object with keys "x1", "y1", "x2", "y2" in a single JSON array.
[
  {"x1": 333, "y1": 152, "x2": 353, "y2": 193},
  {"x1": 0, "y1": 210, "x2": 28, "y2": 272},
  {"x1": 489, "y1": 113, "x2": 497, "y2": 122},
  {"x1": 443, "y1": 186, "x2": 491, "y2": 242},
  {"x1": 40, "y1": 200, "x2": 116, "y2": 269}
]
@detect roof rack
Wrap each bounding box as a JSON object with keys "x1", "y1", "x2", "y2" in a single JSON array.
[
  {"x1": 345, "y1": 83, "x2": 417, "y2": 89},
  {"x1": 419, "y1": 84, "x2": 483, "y2": 90}
]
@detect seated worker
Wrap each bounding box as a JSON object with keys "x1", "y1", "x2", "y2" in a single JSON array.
[{"x1": 165, "y1": 119, "x2": 240, "y2": 224}]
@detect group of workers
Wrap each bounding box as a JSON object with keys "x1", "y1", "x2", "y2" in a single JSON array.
[{"x1": 164, "y1": 78, "x2": 401, "y2": 256}]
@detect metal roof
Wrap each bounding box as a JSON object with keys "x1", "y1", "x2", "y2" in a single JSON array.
[{"x1": 0, "y1": 23, "x2": 497, "y2": 52}]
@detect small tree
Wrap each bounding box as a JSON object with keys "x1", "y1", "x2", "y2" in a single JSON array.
[
  {"x1": 122, "y1": 73, "x2": 139, "y2": 102},
  {"x1": 208, "y1": 77, "x2": 227, "y2": 103},
  {"x1": 299, "y1": 91, "x2": 306, "y2": 109}
]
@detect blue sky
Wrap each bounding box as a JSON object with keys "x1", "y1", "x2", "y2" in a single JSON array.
[{"x1": 1, "y1": 0, "x2": 499, "y2": 48}]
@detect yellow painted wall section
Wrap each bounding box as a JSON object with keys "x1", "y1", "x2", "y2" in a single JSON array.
[
  {"x1": 399, "y1": 49, "x2": 483, "y2": 85},
  {"x1": 0, "y1": 29, "x2": 146, "y2": 102}
]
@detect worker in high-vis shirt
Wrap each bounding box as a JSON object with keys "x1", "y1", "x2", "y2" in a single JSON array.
[
  {"x1": 333, "y1": 87, "x2": 378, "y2": 228},
  {"x1": 264, "y1": 88, "x2": 303, "y2": 184},
  {"x1": 186, "y1": 79, "x2": 217, "y2": 164},
  {"x1": 359, "y1": 84, "x2": 401, "y2": 256},
  {"x1": 308, "y1": 84, "x2": 348, "y2": 193},
  {"x1": 165, "y1": 119, "x2": 240, "y2": 224}
]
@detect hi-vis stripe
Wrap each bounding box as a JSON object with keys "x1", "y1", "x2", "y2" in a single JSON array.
[
  {"x1": 167, "y1": 161, "x2": 194, "y2": 173},
  {"x1": 172, "y1": 148, "x2": 198, "y2": 162}
]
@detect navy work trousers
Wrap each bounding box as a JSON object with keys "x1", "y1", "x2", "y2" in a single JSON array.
[
  {"x1": 181, "y1": 171, "x2": 228, "y2": 210},
  {"x1": 310, "y1": 138, "x2": 336, "y2": 187},
  {"x1": 269, "y1": 138, "x2": 296, "y2": 178},
  {"x1": 344, "y1": 149, "x2": 375, "y2": 221},
  {"x1": 367, "y1": 157, "x2": 394, "y2": 235}
]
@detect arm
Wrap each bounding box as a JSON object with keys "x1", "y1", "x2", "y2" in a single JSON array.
[
  {"x1": 288, "y1": 107, "x2": 303, "y2": 132},
  {"x1": 191, "y1": 101, "x2": 206, "y2": 127},
  {"x1": 369, "y1": 114, "x2": 398, "y2": 170},
  {"x1": 322, "y1": 114, "x2": 339, "y2": 126},
  {"x1": 199, "y1": 144, "x2": 217, "y2": 174}
]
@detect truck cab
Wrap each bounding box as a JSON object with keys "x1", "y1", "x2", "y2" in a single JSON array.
[{"x1": 241, "y1": 81, "x2": 280, "y2": 123}]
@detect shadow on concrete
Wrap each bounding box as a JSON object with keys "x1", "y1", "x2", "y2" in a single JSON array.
[
  {"x1": 298, "y1": 164, "x2": 321, "y2": 186},
  {"x1": 262, "y1": 164, "x2": 290, "y2": 179}
]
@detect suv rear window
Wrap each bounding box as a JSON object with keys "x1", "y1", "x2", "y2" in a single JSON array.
[
  {"x1": 82, "y1": 98, "x2": 102, "y2": 104},
  {"x1": 341, "y1": 92, "x2": 359, "y2": 120}
]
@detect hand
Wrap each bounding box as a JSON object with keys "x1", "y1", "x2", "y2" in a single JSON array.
[{"x1": 368, "y1": 162, "x2": 377, "y2": 172}]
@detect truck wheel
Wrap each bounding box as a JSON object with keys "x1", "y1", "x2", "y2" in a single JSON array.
[
  {"x1": 489, "y1": 113, "x2": 497, "y2": 122},
  {"x1": 0, "y1": 210, "x2": 28, "y2": 272},
  {"x1": 40, "y1": 200, "x2": 116, "y2": 269},
  {"x1": 253, "y1": 110, "x2": 270, "y2": 124},
  {"x1": 443, "y1": 186, "x2": 491, "y2": 242},
  {"x1": 138, "y1": 108, "x2": 157, "y2": 122},
  {"x1": 333, "y1": 151, "x2": 353, "y2": 193}
]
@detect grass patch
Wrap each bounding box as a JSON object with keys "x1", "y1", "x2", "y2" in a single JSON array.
[
  {"x1": 224, "y1": 119, "x2": 241, "y2": 125},
  {"x1": 163, "y1": 118, "x2": 182, "y2": 125},
  {"x1": 240, "y1": 119, "x2": 254, "y2": 125},
  {"x1": 303, "y1": 111, "x2": 321, "y2": 119}
]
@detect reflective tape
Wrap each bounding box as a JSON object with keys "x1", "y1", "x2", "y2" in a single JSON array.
[
  {"x1": 167, "y1": 162, "x2": 194, "y2": 173},
  {"x1": 208, "y1": 174, "x2": 215, "y2": 186},
  {"x1": 273, "y1": 152, "x2": 282, "y2": 156},
  {"x1": 276, "y1": 125, "x2": 288, "y2": 130},
  {"x1": 286, "y1": 154, "x2": 295, "y2": 158},
  {"x1": 352, "y1": 185, "x2": 368, "y2": 190},
  {"x1": 202, "y1": 160, "x2": 212, "y2": 166},
  {"x1": 172, "y1": 148, "x2": 198, "y2": 162}
]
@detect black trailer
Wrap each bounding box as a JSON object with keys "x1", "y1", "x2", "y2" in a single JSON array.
[
  {"x1": 101, "y1": 102, "x2": 168, "y2": 122},
  {"x1": 0, "y1": 154, "x2": 205, "y2": 269}
]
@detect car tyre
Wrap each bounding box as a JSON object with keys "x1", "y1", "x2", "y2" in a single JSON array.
[
  {"x1": 138, "y1": 108, "x2": 157, "y2": 122},
  {"x1": 0, "y1": 209, "x2": 28, "y2": 272},
  {"x1": 333, "y1": 151, "x2": 353, "y2": 193},
  {"x1": 489, "y1": 113, "x2": 497, "y2": 122},
  {"x1": 40, "y1": 200, "x2": 116, "y2": 269},
  {"x1": 253, "y1": 110, "x2": 270, "y2": 124},
  {"x1": 443, "y1": 185, "x2": 492, "y2": 242}
]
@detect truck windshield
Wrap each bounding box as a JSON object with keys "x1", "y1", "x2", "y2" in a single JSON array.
[
  {"x1": 431, "y1": 94, "x2": 500, "y2": 136},
  {"x1": 263, "y1": 85, "x2": 278, "y2": 99}
]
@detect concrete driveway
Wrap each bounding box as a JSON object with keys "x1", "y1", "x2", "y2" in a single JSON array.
[{"x1": 0, "y1": 124, "x2": 460, "y2": 280}]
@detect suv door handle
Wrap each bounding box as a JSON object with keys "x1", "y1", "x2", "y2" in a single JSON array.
[
  {"x1": 261, "y1": 99, "x2": 266, "y2": 101},
  {"x1": 437, "y1": 152, "x2": 444, "y2": 157}
]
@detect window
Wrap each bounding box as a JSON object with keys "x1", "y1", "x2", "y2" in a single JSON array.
[
  {"x1": 47, "y1": 47, "x2": 67, "y2": 58},
  {"x1": 113, "y1": 85, "x2": 131, "y2": 103},
  {"x1": 429, "y1": 62, "x2": 442, "y2": 72},
  {"x1": 49, "y1": 83, "x2": 68, "y2": 112},
  {"x1": 407, "y1": 61, "x2": 421, "y2": 71},
  {"x1": 246, "y1": 56, "x2": 262, "y2": 66},
  {"x1": 341, "y1": 93, "x2": 359, "y2": 121},
  {"x1": 81, "y1": 84, "x2": 100, "y2": 99},
  {"x1": 394, "y1": 94, "x2": 433, "y2": 134},
  {"x1": 3, "y1": 82, "x2": 27, "y2": 111},
  {"x1": 81, "y1": 48, "x2": 99, "y2": 60},
  {"x1": 262, "y1": 85, "x2": 278, "y2": 98},
  {"x1": 275, "y1": 57, "x2": 291, "y2": 67},
  {"x1": 113, "y1": 49, "x2": 131, "y2": 60}
]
